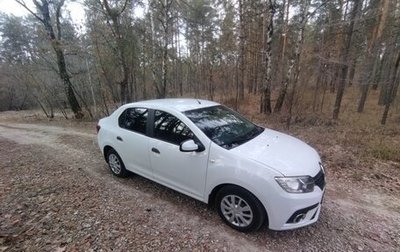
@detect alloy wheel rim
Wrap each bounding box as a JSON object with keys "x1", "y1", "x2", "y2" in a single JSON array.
[
  {"x1": 220, "y1": 195, "x2": 253, "y2": 227},
  {"x1": 108, "y1": 153, "x2": 121, "y2": 174}
]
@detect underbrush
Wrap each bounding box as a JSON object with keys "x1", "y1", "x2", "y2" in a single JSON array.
[
  {"x1": 232, "y1": 88, "x2": 400, "y2": 167},
  {"x1": 370, "y1": 146, "x2": 400, "y2": 163}
]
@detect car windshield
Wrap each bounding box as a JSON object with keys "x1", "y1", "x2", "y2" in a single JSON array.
[{"x1": 184, "y1": 105, "x2": 264, "y2": 149}]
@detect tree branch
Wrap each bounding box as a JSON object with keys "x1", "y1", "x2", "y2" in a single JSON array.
[
  {"x1": 55, "y1": 0, "x2": 66, "y2": 40},
  {"x1": 118, "y1": 0, "x2": 130, "y2": 16},
  {"x1": 14, "y1": 0, "x2": 45, "y2": 23}
]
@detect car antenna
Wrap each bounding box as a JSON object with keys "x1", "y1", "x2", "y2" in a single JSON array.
[{"x1": 196, "y1": 99, "x2": 201, "y2": 104}]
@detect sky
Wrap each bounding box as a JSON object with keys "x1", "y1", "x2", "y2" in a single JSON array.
[{"x1": 0, "y1": 0, "x2": 86, "y2": 27}]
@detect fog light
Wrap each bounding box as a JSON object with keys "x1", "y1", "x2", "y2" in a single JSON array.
[{"x1": 293, "y1": 213, "x2": 306, "y2": 223}]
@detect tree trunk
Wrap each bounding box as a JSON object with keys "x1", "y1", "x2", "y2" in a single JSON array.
[
  {"x1": 36, "y1": 96, "x2": 50, "y2": 118},
  {"x1": 372, "y1": 53, "x2": 384, "y2": 90},
  {"x1": 53, "y1": 41, "x2": 83, "y2": 118},
  {"x1": 260, "y1": 0, "x2": 274, "y2": 114},
  {"x1": 378, "y1": 52, "x2": 391, "y2": 105},
  {"x1": 160, "y1": 35, "x2": 168, "y2": 98},
  {"x1": 273, "y1": 0, "x2": 290, "y2": 111},
  {"x1": 274, "y1": 60, "x2": 294, "y2": 112},
  {"x1": 208, "y1": 66, "x2": 214, "y2": 100},
  {"x1": 93, "y1": 37, "x2": 118, "y2": 103},
  {"x1": 333, "y1": 0, "x2": 361, "y2": 120},
  {"x1": 102, "y1": 0, "x2": 131, "y2": 104},
  {"x1": 348, "y1": 58, "x2": 357, "y2": 87},
  {"x1": 358, "y1": 51, "x2": 379, "y2": 112},
  {"x1": 330, "y1": 65, "x2": 339, "y2": 93},
  {"x1": 238, "y1": 0, "x2": 246, "y2": 100},
  {"x1": 85, "y1": 57, "x2": 97, "y2": 115},
  {"x1": 357, "y1": 84, "x2": 369, "y2": 112},
  {"x1": 357, "y1": 0, "x2": 389, "y2": 113},
  {"x1": 312, "y1": 66, "x2": 323, "y2": 112},
  {"x1": 381, "y1": 50, "x2": 400, "y2": 125},
  {"x1": 286, "y1": 0, "x2": 309, "y2": 128}
]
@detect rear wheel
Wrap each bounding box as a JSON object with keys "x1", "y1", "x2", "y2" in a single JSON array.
[
  {"x1": 106, "y1": 149, "x2": 128, "y2": 177},
  {"x1": 216, "y1": 185, "x2": 266, "y2": 232}
]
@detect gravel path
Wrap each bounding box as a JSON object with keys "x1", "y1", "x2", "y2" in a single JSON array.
[{"x1": 0, "y1": 122, "x2": 399, "y2": 251}]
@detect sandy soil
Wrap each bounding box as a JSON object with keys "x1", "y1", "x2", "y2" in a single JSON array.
[{"x1": 0, "y1": 112, "x2": 399, "y2": 251}]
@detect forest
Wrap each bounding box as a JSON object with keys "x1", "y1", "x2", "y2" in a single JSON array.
[
  {"x1": 0, "y1": 0, "x2": 399, "y2": 126},
  {"x1": 1, "y1": 1, "x2": 400, "y2": 250}
]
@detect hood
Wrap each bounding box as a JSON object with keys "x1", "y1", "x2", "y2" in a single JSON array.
[{"x1": 230, "y1": 129, "x2": 321, "y2": 176}]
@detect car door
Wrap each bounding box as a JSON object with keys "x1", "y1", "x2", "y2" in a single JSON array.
[
  {"x1": 149, "y1": 110, "x2": 209, "y2": 200},
  {"x1": 114, "y1": 107, "x2": 152, "y2": 179}
]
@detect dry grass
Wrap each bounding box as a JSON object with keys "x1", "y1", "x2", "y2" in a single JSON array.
[{"x1": 370, "y1": 146, "x2": 400, "y2": 163}]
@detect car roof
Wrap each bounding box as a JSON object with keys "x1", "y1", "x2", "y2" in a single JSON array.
[{"x1": 123, "y1": 98, "x2": 220, "y2": 112}]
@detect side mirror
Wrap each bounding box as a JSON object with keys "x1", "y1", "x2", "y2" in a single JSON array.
[{"x1": 180, "y1": 139, "x2": 199, "y2": 152}]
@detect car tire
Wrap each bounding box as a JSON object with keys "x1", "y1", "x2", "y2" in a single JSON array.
[
  {"x1": 106, "y1": 149, "x2": 128, "y2": 177},
  {"x1": 216, "y1": 185, "x2": 266, "y2": 232}
]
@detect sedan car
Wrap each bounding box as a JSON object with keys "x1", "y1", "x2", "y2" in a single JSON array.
[{"x1": 97, "y1": 98, "x2": 325, "y2": 232}]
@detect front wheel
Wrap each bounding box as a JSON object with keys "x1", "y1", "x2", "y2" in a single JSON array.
[
  {"x1": 216, "y1": 185, "x2": 266, "y2": 232},
  {"x1": 106, "y1": 149, "x2": 128, "y2": 177}
]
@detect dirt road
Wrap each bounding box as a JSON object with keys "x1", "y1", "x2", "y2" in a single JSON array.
[{"x1": 0, "y1": 122, "x2": 399, "y2": 251}]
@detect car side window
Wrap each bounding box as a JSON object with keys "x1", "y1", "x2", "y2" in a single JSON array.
[
  {"x1": 118, "y1": 108, "x2": 148, "y2": 134},
  {"x1": 153, "y1": 110, "x2": 194, "y2": 145}
]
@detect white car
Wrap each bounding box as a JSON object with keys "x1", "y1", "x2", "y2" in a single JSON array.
[{"x1": 97, "y1": 99, "x2": 325, "y2": 232}]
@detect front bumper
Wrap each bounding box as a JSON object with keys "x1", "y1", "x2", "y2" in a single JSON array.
[
  {"x1": 266, "y1": 188, "x2": 324, "y2": 230},
  {"x1": 263, "y1": 168, "x2": 326, "y2": 231},
  {"x1": 263, "y1": 168, "x2": 325, "y2": 231}
]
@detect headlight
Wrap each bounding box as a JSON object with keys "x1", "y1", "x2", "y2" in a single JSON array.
[
  {"x1": 319, "y1": 162, "x2": 325, "y2": 174},
  {"x1": 275, "y1": 176, "x2": 315, "y2": 193}
]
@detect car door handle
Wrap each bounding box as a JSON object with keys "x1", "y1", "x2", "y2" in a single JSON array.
[
  {"x1": 151, "y1": 147, "x2": 160, "y2": 154},
  {"x1": 116, "y1": 136, "x2": 123, "y2": 141}
]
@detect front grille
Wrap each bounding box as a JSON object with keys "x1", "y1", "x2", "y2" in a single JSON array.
[{"x1": 313, "y1": 169, "x2": 325, "y2": 190}]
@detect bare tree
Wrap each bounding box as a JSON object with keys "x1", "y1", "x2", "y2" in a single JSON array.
[
  {"x1": 357, "y1": 0, "x2": 390, "y2": 113},
  {"x1": 237, "y1": 0, "x2": 246, "y2": 101},
  {"x1": 332, "y1": 0, "x2": 362, "y2": 120},
  {"x1": 15, "y1": 0, "x2": 83, "y2": 118},
  {"x1": 101, "y1": 0, "x2": 131, "y2": 104},
  {"x1": 260, "y1": 0, "x2": 275, "y2": 114},
  {"x1": 145, "y1": 0, "x2": 178, "y2": 98},
  {"x1": 285, "y1": 0, "x2": 309, "y2": 128},
  {"x1": 155, "y1": 0, "x2": 174, "y2": 98},
  {"x1": 273, "y1": 0, "x2": 290, "y2": 113}
]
